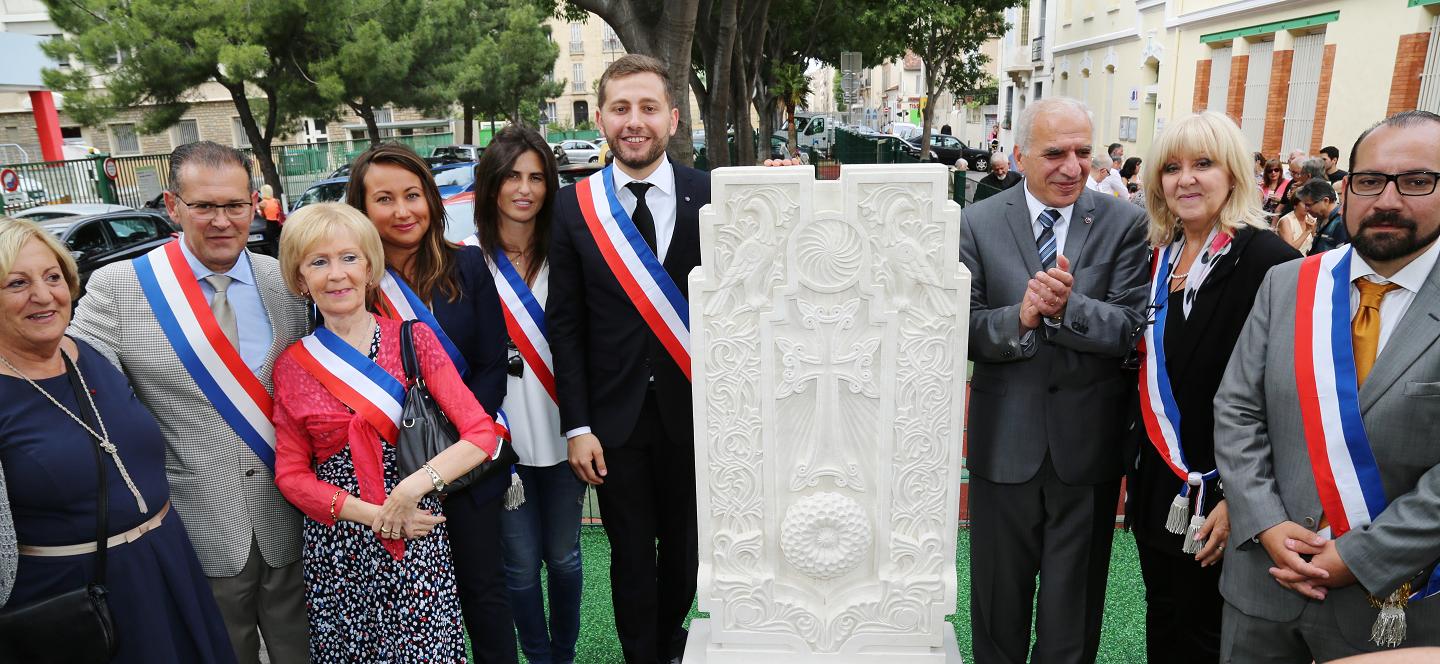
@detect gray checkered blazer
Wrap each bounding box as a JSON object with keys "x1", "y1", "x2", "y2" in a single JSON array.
[{"x1": 69, "y1": 250, "x2": 311, "y2": 578}]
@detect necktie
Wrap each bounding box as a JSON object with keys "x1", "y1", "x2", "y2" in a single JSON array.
[
  {"x1": 1036, "y1": 208, "x2": 1060, "y2": 271},
  {"x1": 625, "y1": 181, "x2": 657, "y2": 253},
  {"x1": 204, "y1": 274, "x2": 240, "y2": 349},
  {"x1": 1352, "y1": 278, "x2": 1402, "y2": 386}
]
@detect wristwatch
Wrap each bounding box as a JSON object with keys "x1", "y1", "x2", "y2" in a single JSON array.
[{"x1": 422, "y1": 463, "x2": 445, "y2": 492}]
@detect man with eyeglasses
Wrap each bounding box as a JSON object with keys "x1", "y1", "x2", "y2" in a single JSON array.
[
  {"x1": 1215, "y1": 110, "x2": 1440, "y2": 659},
  {"x1": 1297, "y1": 179, "x2": 1347, "y2": 255},
  {"x1": 70, "y1": 141, "x2": 311, "y2": 663}
]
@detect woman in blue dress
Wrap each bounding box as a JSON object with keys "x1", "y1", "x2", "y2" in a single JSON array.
[{"x1": 0, "y1": 218, "x2": 233, "y2": 663}]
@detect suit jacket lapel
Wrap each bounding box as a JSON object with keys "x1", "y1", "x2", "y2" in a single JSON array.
[
  {"x1": 1062, "y1": 190, "x2": 1097, "y2": 269},
  {"x1": 1360, "y1": 256, "x2": 1440, "y2": 412},
  {"x1": 1004, "y1": 186, "x2": 1042, "y2": 276}
]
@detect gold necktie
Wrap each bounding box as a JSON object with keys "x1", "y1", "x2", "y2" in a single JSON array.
[
  {"x1": 1352, "y1": 279, "x2": 1402, "y2": 386},
  {"x1": 203, "y1": 274, "x2": 240, "y2": 350}
]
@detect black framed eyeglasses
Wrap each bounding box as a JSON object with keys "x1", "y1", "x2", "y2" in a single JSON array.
[
  {"x1": 1348, "y1": 171, "x2": 1440, "y2": 197},
  {"x1": 506, "y1": 339, "x2": 524, "y2": 378},
  {"x1": 174, "y1": 194, "x2": 254, "y2": 220}
]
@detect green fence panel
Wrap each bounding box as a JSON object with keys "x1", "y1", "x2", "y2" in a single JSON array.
[{"x1": 545, "y1": 129, "x2": 601, "y2": 143}]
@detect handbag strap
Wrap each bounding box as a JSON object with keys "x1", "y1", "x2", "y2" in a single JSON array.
[
  {"x1": 61, "y1": 351, "x2": 108, "y2": 587},
  {"x1": 399, "y1": 320, "x2": 422, "y2": 387}
]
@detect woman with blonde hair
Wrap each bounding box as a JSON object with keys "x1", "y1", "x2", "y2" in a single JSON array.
[
  {"x1": 271, "y1": 203, "x2": 498, "y2": 662},
  {"x1": 1129, "y1": 112, "x2": 1299, "y2": 661}
]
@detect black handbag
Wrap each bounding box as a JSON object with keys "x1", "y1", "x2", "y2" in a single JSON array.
[
  {"x1": 395, "y1": 320, "x2": 519, "y2": 495},
  {"x1": 0, "y1": 353, "x2": 118, "y2": 663}
]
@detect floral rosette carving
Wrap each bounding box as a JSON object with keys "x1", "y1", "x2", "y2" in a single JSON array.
[{"x1": 779, "y1": 492, "x2": 872, "y2": 580}]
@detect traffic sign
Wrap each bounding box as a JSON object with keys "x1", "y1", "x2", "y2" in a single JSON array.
[
  {"x1": 0, "y1": 169, "x2": 17, "y2": 193},
  {"x1": 103, "y1": 157, "x2": 118, "y2": 180}
]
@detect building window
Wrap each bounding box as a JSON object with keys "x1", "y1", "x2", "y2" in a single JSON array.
[
  {"x1": 1240, "y1": 39, "x2": 1274, "y2": 153},
  {"x1": 543, "y1": 102, "x2": 558, "y2": 125},
  {"x1": 572, "y1": 63, "x2": 585, "y2": 93},
  {"x1": 1280, "y1": 32, "x2": 1325, "y2": 155},
  {"x1": 602, "y1": 25, "x2": 622, "y2": 51},
  {"x1": 570, "y1": 24, "x2": 584, "y2": 54},
  {"x1": 1119, "y1": 116, "x2": 1138, "y2": 142},
  {"x1": 373, "y1": 107, "x2": 394, "y2": 126},
  {"x1": 232, "y1": 118, "x2": 252, "y2": 148},
  {"x1": 110, "y1": 123, "x2": 140, "y2": 155},
  {"x1": 61, "y1": 126, "x2": 83, "y2": 140},
  {"x1": 573, "y1": 101, "x2": 590, "y2": 125},
  {"x1": 313, "y1": 118, "x2": 327, "y2": 133},
  {"x1": 172, "y1": 119, "x2": 200, "y2": 147},
  {"x1": 1206, "y1": 45, "x2": 1232, "y2": 113},
  {"x1": 1419, "y1": 14, "x2": 1440, "y2": 113}
]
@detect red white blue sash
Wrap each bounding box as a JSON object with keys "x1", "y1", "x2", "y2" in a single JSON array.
[
  {"x1": 1294, "y1": 247, "x2": 1440, "y2": 602},
  {"x1": 133, "y1": 242, "x2": 276, "y2": 468},
  {"x1": 289, "y1": 326, "x2": 405, "y2": 442},
  {"x1": 574, "y1": 166, "x2": 691, "y2": 380},
  {"x1": 488, "y1": 250, "x2": 558, "y2": 403},
  {"x1": 375, "y1": 269, "x2": 469, "y2": 378},
  {"x1": 1137, "y1": 241, "x2": 1218, "y2": 550},
  {"x1": 459, "y1": 234, "x2": 479, "y2": 247}
]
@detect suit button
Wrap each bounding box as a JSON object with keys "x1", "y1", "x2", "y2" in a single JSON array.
[
  {"x1": 245, "y1": 469, "x2": 256, "y2": 477},
  {"x1": 1002, "y1": 351, "x2": 1014, "y2": 358},
  {"x1": 1304, "y1": 516, "x2": 1315, "y2": 528},
  {"x1": 1047, "y1": 385, "x2": 1059, "y2": 394}
]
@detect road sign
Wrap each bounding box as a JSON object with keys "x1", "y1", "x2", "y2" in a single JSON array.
[
  {"x1": 0, "y1": 169, "x2": 17, "y2": 193},
  {"x1": 103, "y1": 157, "x2": 118, "y2": 180}
]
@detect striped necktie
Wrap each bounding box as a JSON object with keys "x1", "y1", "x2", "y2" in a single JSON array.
[{"x1": 1037, "y1": 208, "x2": 1060, "y2": 271}]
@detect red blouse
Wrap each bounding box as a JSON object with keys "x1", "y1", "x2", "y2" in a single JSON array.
[{"x1": 272, "y1": 316, "x2": 497, "y2": 556}]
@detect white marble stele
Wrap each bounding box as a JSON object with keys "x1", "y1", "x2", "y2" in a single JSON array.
[{"x1": 685, "y1": 164, "x2": 971, "y2": 663}]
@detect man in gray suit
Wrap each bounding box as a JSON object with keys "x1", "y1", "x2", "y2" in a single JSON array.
[
  {"x1": 71, "y1": 142, "x2": 311, "y2": 663},
  {"x1": 959, "y1": 97, "x2": 1149, "y2": 663},
  {"x1": 1215, "y1": 111, "x2": 1440, "y2": 660}
]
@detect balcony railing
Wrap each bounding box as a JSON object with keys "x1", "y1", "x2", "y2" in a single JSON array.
[{"x1": 569, "y1": 40, "x2": 584, "y2": 54}]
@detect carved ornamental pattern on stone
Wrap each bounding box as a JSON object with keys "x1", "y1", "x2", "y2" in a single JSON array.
[{"x1": 690, "y1": 165, "x2": 969, "y2": 659}]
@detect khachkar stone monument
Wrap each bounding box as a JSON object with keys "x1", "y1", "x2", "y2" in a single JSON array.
[{"x1": 685, "y1": 164, "x2": 970, "y2": 662}]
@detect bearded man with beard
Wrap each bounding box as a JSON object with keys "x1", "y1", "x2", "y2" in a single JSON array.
[
  {"x1": 1214, "y1": 110, "x2": 1440, "y2": 660},
  {"x1": 546, "y1": 54, "x2": 707, "y2": 664}
]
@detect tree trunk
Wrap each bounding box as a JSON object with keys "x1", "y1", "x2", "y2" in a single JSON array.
[
  {"x1": 731, "y1": 46, "x2": 755, "y2": 165},
  {"x1": 220, "y1": 79, "x2": 283, "y2": 197},
  {"x1": 697, "y1": 0, "x2": 740, "y2": 168},
  {"x1": 787, "y1": 102, "x2": 799, "y2": 153},
  {"x1": 919, "y1": 67, "x2": 937, "y2": 162},
  {"x1": 351, "y1": 101, "x2": 382, "y2": 145},
  {"x1": 463, "y1": 103, "x2": 474, "y2": 144}
]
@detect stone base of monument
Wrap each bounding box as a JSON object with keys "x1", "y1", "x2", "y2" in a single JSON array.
[
  {"x1": 687, "y1": 164, "x2": 970, "y2": 664},
  {"x1": 683, "y1": 619, "x2": 964, "y2": 662}
]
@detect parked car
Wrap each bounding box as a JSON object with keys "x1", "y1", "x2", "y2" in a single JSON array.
[
  {"x1": 14, "y1": 203, "x2": 134, "y2": 222},
  {"x1": 907, "y1": 134, "x2": 991, "y2": 171},
  {"x1": 43, "y1": 209, "x2": 177, "y2": 291},
  {"x1": 557, "y1": 162, "x2": 604, "y2": 187},
  {"x1": 430, "y1": 144, "x2": 483, "y2": 162},
  {"x1": 291, "y1": 176, "x2": 349, "y2": 212},
  {"x1": 441, "y1": 191, "x2": 475, "y2": 244},
  {"x1": 432, "y1": 161, "x2": 478, "y2": 198},
  {"x1": 556, "y1": 139, "x2": 600, "y2": 164}
]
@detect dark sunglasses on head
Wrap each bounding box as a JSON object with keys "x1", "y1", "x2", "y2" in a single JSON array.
[{"x1": 506, "y1": 339, "x2": 524, "y2": 378}]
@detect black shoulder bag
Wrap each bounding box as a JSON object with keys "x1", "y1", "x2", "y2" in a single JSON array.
[
  {"x1": 395, "y1": 320, "x2": 518, "y2": 495},
  {"x1": 0, "y1": 352, "x2": 118, "y2": 663}
]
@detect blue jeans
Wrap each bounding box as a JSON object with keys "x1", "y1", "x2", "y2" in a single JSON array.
[{"x1": 499, "y1": 461, "x2": 587, "y2": 664}]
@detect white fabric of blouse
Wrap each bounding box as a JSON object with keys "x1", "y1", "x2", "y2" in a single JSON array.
[{"x1": 493, "y1": 262, "x2": 567, "y2": 467}]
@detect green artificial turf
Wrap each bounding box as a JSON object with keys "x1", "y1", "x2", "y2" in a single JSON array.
[{"x1": 549, "y1": 526, "x2": 1149, "y2": 663}]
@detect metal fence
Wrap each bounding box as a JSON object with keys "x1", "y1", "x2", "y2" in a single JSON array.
[{"x1": 1, "y1": 133, "x2": 458, "y2": 214}]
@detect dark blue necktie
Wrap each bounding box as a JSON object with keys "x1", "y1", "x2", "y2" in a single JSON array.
[{"x1": 1037, "y1": 208, "x2": 1060, "y2": 270}]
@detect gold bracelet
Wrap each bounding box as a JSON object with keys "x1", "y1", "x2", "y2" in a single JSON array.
[{"x1": 329, "y1": 489, "x2": 345, "y2": 522}]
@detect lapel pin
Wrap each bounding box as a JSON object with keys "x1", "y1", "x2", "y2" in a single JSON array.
[
  {"x1": 684, "y1": 196, "x2": 691, "y2": 202},
  {"x1": 1084, "y1": 215, "x2": 1093, "y2": 225}
]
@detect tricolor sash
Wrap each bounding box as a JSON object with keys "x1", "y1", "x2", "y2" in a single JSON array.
[
  {"x1": 1136, "y1": 240, "x2": 1219, "y2": 554},
  {"x1": 290, "y1": 326, "x2": 405, "y2": 442},
  {"x1": 1294, "y1": 247, "x2": 1440, "y2": 643},
  {"x1": 574, "y1": 166, "x2": 691, "y2": 381},
  {"x1": 488, "y1": 250, "x2": 558, "y2": 403},
  {"x1": 375, "y1": 269, "x2": 470, "y2": 378},
  {"x1": 459, "y1": 234, "x2": 480, "y2": 247},
  {"x1": 134, "y1": 242, "x2": 276, "y2": 468}
]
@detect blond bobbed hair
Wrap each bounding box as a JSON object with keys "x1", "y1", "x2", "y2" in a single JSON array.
[
  {"x1": 278, "y1": 203, "x2": 386, "y2": 304},
  {"x1": 1142, "y1": 111, "x2": 1269, "y2": 248},
  {"x1": 0, "y1": 217, "x2": 81, "y2": 300}
]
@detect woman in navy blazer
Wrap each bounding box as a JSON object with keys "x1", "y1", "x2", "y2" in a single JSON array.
[{"x1": 345, "y1": 143, "x2": 514, "y2": 663}]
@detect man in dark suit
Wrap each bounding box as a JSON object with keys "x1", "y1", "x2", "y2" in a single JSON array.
[
  {"x1": 958, "y1": 97, "x2": 1149, "y2": 663},
  {"x1": 974, "y1": 152, "x2": 1022, "y2": 203},
  {"x1": 548, "y1": 54, "x2": 708, "y2": 664}
]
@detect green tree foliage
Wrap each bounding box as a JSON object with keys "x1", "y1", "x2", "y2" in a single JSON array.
[
  {"x1": 447, "y1": 0, "x2": 564, "y2": 135},
  {"x1": 41, "y1": 0, "x2": 331, "y2": 195},
  {"x1": 885, "y1": 0, "x2": 1019, "y2": 160},
  {"x1": 769, "y1": 62, "x2": 811, "y2": 152}
]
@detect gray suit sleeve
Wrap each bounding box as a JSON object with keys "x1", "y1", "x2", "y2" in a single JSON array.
[
  {"x1": 1214, "y1": 269, "x2": 1289, "y2": 546},
  {"x1": 67, "y1": 265, "x2": 124, "y2": 370},
  {"x1": 1336, "y1": 464, "x2": 1440, "y2": 596},
  {"x1": 1047, "y1": 206, "x2": 1149, "y2": 357},
  {"x1": 959, "y1": 211, "x2": 1035, "y2": 363}
]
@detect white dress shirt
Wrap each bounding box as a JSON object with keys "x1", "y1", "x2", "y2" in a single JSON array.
[
  {"x1": 1349, "y1": 239, "x2": 1440, "y2": 356},
  {"x1": 610, "y1": 154, "x2": 678, "y2": 262},
  {"x1": 178, "y1": 238, "x2": 272, "y2": 372}
]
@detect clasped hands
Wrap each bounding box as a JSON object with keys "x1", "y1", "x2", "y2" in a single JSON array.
[
  {"x1": 1020, "y1": 254, "x2": 1074, "y2": 331},
  {"x1": 1259, "y1": 520, "x2": 1358, "y2": 600},
  {"x1": 371, "y1": 477, "x2": 445, "y2": 541}
]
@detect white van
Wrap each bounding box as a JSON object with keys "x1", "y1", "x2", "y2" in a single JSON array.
[{"x1": 776, "y1": 113, "x2": 838, "y2": 157}]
